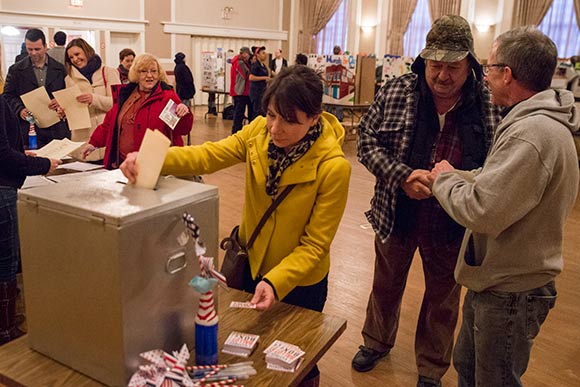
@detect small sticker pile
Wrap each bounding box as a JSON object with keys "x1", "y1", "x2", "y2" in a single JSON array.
[
  {"x1": 222, "y1": 331, "x2": 260, "y2": 357},
  {"x1": 263, "y1": 340, "x2": 305, "y2": 373}
]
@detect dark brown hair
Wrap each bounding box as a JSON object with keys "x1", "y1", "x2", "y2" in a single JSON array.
[{"x1": 262, "y1": 65, "x2": 323, "y2": 123}]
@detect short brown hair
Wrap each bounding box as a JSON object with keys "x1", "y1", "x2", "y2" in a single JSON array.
[
  {"x1": 119, "y1": 48, "x2": 136, "y2": 62},
  {"x1": 262, "y1": 65, "x2": 323, "y2": 123}
]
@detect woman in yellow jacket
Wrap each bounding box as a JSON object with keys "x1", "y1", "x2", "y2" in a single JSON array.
[
  {"x1": 64, "y1": 38, "x2": 120, "y2": 158},
  {"x1": 121, "y1": 65, "x2": 351, "y2": 386}
]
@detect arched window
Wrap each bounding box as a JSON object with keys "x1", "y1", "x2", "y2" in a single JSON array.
[
  {"x1": 316, "y1": 0, "x2": 349, "y2": 54},
  {"x1": 403, "y1": 0, "x2": 431, "y2": 57},
  {"x1": 538, "y1": 0, "x2": 580, "y2": 57}
]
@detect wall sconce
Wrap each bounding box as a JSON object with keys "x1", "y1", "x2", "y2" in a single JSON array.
[
  {"x1": 70, "y1": 0, "x2": 84, "y2": 7},
  {"x1": 360, "y1": 18, "x2": 377, "y2": 34},
  {"x1": 222, "y1": 6, "x2": 234, "y2": 20},
  {"x1": 360, "y1": 24, "x2": 376, "y2": 34},
  {"x1": 475, "y1": 24, "x2": 492, "y2": 32},
  {"x1": 1, "y1": 26, "x2": 20, "y2": 36}
]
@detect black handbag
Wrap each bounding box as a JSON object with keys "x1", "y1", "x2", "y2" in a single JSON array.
[{"x1": 219, "y1": 185, "x2": 295, "y2": 290}]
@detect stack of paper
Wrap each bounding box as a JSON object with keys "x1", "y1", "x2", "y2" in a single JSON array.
[
  {"x1": 222, "y1": 331, "x2": 260, "y2": 357},
  {"x1": 263, "y1": 340, "x2": 305, "y2": 372}
]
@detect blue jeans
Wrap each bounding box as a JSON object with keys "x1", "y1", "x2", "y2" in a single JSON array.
[
  {"x1": 454, "y1": 282, "x2": 557, "y2": 387},
  {"x1": 0, "y1": 188, "x2": 19, "y2": 282}
]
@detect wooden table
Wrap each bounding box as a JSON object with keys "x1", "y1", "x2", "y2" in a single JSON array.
[
  {"x1": 323, "y1": 102, "x2": 371, "y2": 139},
  {"x1": 0, "y1": 288, "x2": 346, "y2": 387},
  {"x1": 201, "y1": 88, "x2": 230, "y2": 119}
]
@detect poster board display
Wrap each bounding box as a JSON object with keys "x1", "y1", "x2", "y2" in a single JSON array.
[
  {"x1": 382, "y1": 54, "x2": 415, "y2": 83},
  {"x1": 201, "y1": 50, "x2": 226, "y2": 92},
  {"x1": 308, "y1": 54, "x2": 357, "y2": 104}
]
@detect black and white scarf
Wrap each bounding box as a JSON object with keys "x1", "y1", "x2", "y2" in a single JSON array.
[{"x1": 265, "y1": 121, "x2": 322, "y2": 196}]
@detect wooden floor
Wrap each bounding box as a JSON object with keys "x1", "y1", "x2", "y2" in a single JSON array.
[
  {"x1": 9, "y1": 107, "x2": 578, "y2": 386},
  {"x1": 191, "y1": 107, "x2": 580, "y2": 387}
]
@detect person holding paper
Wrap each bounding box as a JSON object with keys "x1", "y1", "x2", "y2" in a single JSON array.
[
  {"x1": 121, "y1": 65, "x2": 351, "y2": 387},
  {"x1": 82, "y1": 53, "x2": 192, "y2": 169},
  {"x1": 3, "y1": 28, "x2": 70, "y2": 148},
  {"x1": 0, "y1": 94, "x2": 60, "y2": 345},
  {"x1": 64, "y1": 38, "x2": 121, "y2": 145}
]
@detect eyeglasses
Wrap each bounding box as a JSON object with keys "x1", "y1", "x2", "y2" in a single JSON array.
[
  {"x1": 482, "y1": 63, "x2": 508, "y2": 75},
  {"x1": 139, "y1": 69, "x2": 158, "y2": 76}
]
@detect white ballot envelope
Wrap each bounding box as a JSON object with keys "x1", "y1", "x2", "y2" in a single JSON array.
[
  {"x1": 135, "y1": 129, "x2": 171, "y2": 189},
  {"x1": 159, "y1": 99, "x2": 181, "y2": 129},
  {"x1": 53, "y1": 86, "x2": 91, "y2": 131},
  {"x1": 20, "y1": 87, "x2": 60, "y2": 128},
  {"x1": 35, "y1": 138, "x2": 85, "y2": 160}
]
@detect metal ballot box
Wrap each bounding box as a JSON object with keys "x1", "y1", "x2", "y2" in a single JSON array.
[{"x1": 17, "y1": 170, "x2": 219, "y2": 386}]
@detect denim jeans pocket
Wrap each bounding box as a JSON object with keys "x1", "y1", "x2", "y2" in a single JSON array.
[{"x1": 526, "y1": 294, "x2": 556, "y2": 340}]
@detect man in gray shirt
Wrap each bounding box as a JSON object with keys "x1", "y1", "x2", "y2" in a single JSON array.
[{"x1": 47, "y1": 31, "x2": 67, "y2": 65}]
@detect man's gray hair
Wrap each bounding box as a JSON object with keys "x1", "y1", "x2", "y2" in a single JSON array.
[{"x1": 495, "y1": 26, "x2": 557, "y2": 92}]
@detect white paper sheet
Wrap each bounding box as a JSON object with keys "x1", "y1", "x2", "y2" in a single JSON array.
[
  {"x1": 135, "y1": 129, "x2": 171, "y2": 189},
  {"x1": 35, "y1": 138, "x2": 85, "y2": 159},
  {"x1": 56, "y1": 161, "x2": 104, "y2": 172},
  {"x1": 159, "y1": 99, "x2": 180, "y2": 129},
  {"x1": 53, "y1": 86, "x2": 91, "y2": 130},
  {"x1": 20, "y1": 175, "x2": 56, "y2": 190},
  {"x1": 20, "y1": 87, "x2": 60, "y2": 128}
]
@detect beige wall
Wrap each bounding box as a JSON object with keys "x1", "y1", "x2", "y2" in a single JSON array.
[
  {"x1": 0, "y1": 0, "x2": 141, "y2": 19},
  {"x1": 358, "y1": 0, "x2": 378, "y2": 55},
  {"x1": 144, "y1": 0, "x2": 170, "y2": 59},
  {"x1": 175, "y1": 0, "x2": 280, "y2": 30}
]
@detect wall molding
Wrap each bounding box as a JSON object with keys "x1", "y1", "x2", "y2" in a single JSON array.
[
  {"x1": 0, "y1": 10, "x2": 147, "y2": 32},
  {"x1": 162, "y1": 22, "x2": 288, "y2": 41}
]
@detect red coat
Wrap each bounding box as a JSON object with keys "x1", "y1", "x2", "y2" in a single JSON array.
[
  {"x1": 89, "y1": 81, "x2": 193, "y2": 169},
  {"x1": 229, "y1": 55, "x2": 250, "y2": 97}
]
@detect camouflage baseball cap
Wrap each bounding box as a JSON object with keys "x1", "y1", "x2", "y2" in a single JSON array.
[{"x1": 420, "y1": 15, "x2": 475, "y2": 62}]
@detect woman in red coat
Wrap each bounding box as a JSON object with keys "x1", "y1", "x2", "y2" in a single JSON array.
[{"x1": 81, "y1": 53, "x2": 193, "y2": 169}]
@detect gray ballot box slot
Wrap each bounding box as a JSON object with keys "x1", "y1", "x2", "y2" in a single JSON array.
[{"x1": 18, "y1": 170, "x2": 219, "y2": 386}]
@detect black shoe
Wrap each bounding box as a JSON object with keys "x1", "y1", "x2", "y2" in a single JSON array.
[
  {"x1": 351, "y1": 345, "x2": 390, "y2": 372},
  {"x1": 417, "y1": 376, "x2": 442, "y2": 387}
]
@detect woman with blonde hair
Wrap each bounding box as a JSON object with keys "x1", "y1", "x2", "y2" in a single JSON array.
[
  {"x1": 64, "y1": 38, "x2": 120, "y2": 151},
  {"x1": 81, "y1": 53, "x2": 193, "y2": 169}
]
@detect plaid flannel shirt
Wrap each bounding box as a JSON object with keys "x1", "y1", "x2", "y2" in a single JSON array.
[{"x1": 357, "y1": 72, "x2": 500, "y2": 243}]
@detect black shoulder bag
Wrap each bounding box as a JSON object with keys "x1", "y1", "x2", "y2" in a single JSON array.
[{"x1": 219, "y1": 185, "x2": 295, "y2": 290}]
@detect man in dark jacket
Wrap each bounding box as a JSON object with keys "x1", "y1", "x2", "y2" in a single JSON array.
[
  {"x1": 269, "y1": 48, "x2": 288, "y2": 75},
  {"x1": 352, "y1": 15, "x2": 501, "y2": 387},
  {"x1": 3, "y1": 28, "x2": 70, "y2": 148},
  {"x1": 0, "y1": 95, "x2": 60, "y2": 345},
  {"x1": 173, "y1": 52, "x2": 196, "y2": 106}
]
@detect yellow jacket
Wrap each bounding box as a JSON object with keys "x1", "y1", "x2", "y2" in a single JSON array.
[{"x1": 162, "y1": 112, "x2": 351, "y2": 299}]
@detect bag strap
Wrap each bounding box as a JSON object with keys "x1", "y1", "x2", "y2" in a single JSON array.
[
  {"x1": 246, "y1": 185, "x2": 295, "y2": 249},
  {"x1": 102, "y1": 67, "x2": 107, "y2": 89}
]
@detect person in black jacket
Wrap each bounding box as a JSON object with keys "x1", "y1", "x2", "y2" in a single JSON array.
[
  {"x1": 173, "y1": 52, "x2": 195, "y2": 106},
  {"x1": 0, "y1": 95, "x2": 60, "y2": 345},
  {"x1": 269, "y1": 48, "x2": 288, "y2": 75},
  {"x1": 3, "y1": 28, "x2": 70, "y2": 148}
]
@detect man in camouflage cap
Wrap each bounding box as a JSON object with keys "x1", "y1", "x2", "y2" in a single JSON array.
[{"x1": 352, "y1": 15, "x2": 501, "y2": 387}]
